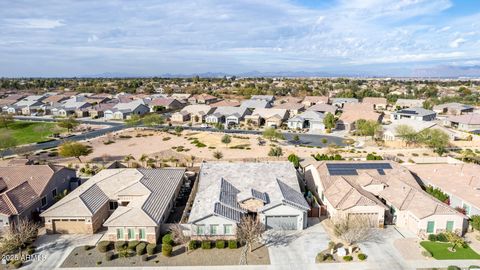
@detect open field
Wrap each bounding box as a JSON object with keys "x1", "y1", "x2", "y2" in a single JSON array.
[{"x1": 0, "y1": 121, "x2": 61, "y2": 146}]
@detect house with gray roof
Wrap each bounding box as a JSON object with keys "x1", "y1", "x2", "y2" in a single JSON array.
[
  {"x1": 240, "y1": 99, "x2": 272, "y2": 110},
  {"x1": 391, "y1": 107, "x2": 436, "y2": 122},
  {"x1": 250, "y1": 95, "x2": 275, "y2": 103},
  {"x1": 41, "y1": 168, "x2": 186, "y2": 243},
  {"x1": 287, "y1": 110, "x2": 325, "y2": 131},
  {"x1": 188, "y1": 162, "x2": 309, "y2": 239},
  {"x1": 331, "y1": 98, "x2": 359, "y2": 108},
  {"x1": 433, "y1": 102, "x2": 474, "y2": 116},
  {"x1": 104, "y1": 100, "x2": 150, "y2": 120},
  {"x1": 205, "y1": 106, "x2": 250, "y2": 126},
  {"x1": 443, "y1": 114, "x2": 480, "y2": 132}
]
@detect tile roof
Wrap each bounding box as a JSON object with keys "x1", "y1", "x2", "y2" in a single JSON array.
[
  {"x1": 79, "y1": 184, "x2": 109, "y2": 214},
  {"x1": 447, "y1": 114, "x2": 480, "y2": 125}
]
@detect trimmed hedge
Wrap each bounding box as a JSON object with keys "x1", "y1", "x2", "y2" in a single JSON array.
[
  {"x1": 162, "y1": 244, "x2": 173, "y2": 257},
  {"x1": 136, "y1": 242, "x2": 146, "y2": 256},
  {"x1": 428, "y1": 234, "x2": 437, "y2": 241},
  {"x1": 115, "y1": 241, "x2": 127, "y2": 251},
  {"x1": 228, "y1": 240, "x2": 238, "y2": 249},
  {"x1": 216, "y1": 240, "x2": 225, "y2": 249},
  {"x1": 343, "y1": 255, "x2": 353, "y2": 262},
  {"x1": 358, "y1": 253, "x2": 367, "y2": 261},
  {"x1": 128, "y1": 240, "x2": 140, "y2": 251},
  {"x1": 201, "y1": 240, "x2": 212, "y2": 249},
  {"x1": 97, "y1": 241, "x2": 112, "y2": 253},
  {"x1": 162, "y1": 233, "x2": 174, "y2": 245},
  {"x1": 189, "y1": 240, "x2": 199, "y2": 250},
  {"x1": 146, "y1": 243, "x2": 157, "y2": 255}
]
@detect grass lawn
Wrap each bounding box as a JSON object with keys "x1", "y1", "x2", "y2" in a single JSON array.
[
  {"x1": 420, "y1": 241, "x2": 480, "y2": 260},
  {"x1": 0, "y1": 121, "x2": 62, "y2": 146}
]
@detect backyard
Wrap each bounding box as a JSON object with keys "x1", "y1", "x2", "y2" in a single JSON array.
[
  {"x1": 0, "y1": 121, "x2": 61, "y2": 146},
  {"x1": 420, "y1": 241, "x2": 480, "y2": 260}
]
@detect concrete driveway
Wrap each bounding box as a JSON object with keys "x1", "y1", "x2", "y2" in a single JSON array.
[
  {"x1": 265, "y1": 219, "x2": 329, "y2": 269},
  {"x1": 23, "y1": 234, "x2": 103, "y2": 270}
]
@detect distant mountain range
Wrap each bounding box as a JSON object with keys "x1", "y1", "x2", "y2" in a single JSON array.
[{"x1": 81, "y1": 66, "x2": 480, "y2": 79}]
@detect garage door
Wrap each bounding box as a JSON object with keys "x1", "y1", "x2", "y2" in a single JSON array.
[
  {"x1": 265, "y1": 216, "x2": 298, "y2": 230},
  {"x1": 53, "y1": 219, "x2": 89, "y2": 234}
]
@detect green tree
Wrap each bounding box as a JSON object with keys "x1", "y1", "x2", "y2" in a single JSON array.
[
  {"x1": 125, "y1": 115, "x2": 142, "y2": 127},
  {"x1": 221, "y1": 134, "x2": 231, "y2": 148},
  {"x1": 288, "y1": 154, "x2": 300, "y2": 168},
  {"x1": 142, "y1": 114, "x2": 164, "y2": 127},
  {"x1": 262, "y1": 127, "x2": 284, "y2": 141},
  {"x1": 292, "y1": 135, "x2": 300, "y2": 144},
  {"x1": 0, "y1": 113, "x2": 14, "y2": 128},
  {"x1": 445, "y1": 232, "x2": 465, "y2": 251},
  {"x1": 323, "y1": 113, "x2": 336, "y2": 129},
  {"x1": 395, "y1": 124, "x2": 419, "y2": 146},
  {"x1": 268, "y1": 146, "x2": 283, "y2": 157},
  {"x1": 57, "y1": 117, "x2": 79, "y2": 133},
  {"x1": 59, "y1": 141, "x2": 92, "y2": 163},
  {"x1": 355, "y1": 119, "x2": 381, "y2": 139},
  {"x1": 418, "y1": 129, "x2": 450, "y2": 156}
]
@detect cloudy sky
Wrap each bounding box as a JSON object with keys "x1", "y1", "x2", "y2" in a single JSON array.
[{"x1": 1, "y1": 0, "x2": 479, "y2": 77}]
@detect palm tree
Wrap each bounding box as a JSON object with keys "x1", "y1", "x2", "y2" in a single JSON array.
[
  {"x1": 123, "y1": 154, "x2": 135, "y2": 168},
  {"x1": 139, "y1": 154, "x2": 148, "y2": 167}
]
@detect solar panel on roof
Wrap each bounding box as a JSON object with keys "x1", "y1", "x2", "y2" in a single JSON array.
[
  {"x1": 399, "y1": 110, "x2": 418, "y2": 115},
  {"x1": 326, "y1": 163, "x2": 392, "y2": 175}
]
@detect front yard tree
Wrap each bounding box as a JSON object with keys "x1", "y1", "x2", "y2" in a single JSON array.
[
  {"x1": 395, "y1": 124, "x2": 418, "y2": 146},
  {"x1": 262, "y1": 127, "x2": 284, "y2": 141},
  {"x1": 125, "y1": 115, "x2": 142, "y2": 127},
  {"x1": 418, "y1": 129, "x2": 450, "y2": 156},
  {"x1": 445, "y1": 232, "x2": 465, "y2": 252},
  {"x1": 57, "y1": 117, "x2": 79, "y2": 133},
  {"x1": 237, "y1": 216, "x2": 265, "y2": 253},
  {"x1": 139, "y1": 154, "x2": 149, "y2": 167},
  {"x1": 323, "y1": 113, "x2": 336, "y2": 129},
  {"x1": 59, "y1": 141, "x2": 92, "y2": 163},
  {"x1": 355, "y1": 119, "x2": 381, "y2": 139},
  {"x1": 221, "y1": 134, "x2": 231, "y2": 148},
  {"x1": 288, "y1": 153, "x2": 300, "y2": 168},
  {"x1": 0, "y1": 113, "x2": 14, "y2": 128},
  {"x1": 333, "y1": 214, "x2": 377, "y2": 246},
  {"x1": 0, "y1": 219, "x2": 39, "y2": 256}
]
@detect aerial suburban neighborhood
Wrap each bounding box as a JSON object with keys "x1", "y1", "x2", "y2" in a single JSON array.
[{"x1": 2, "y1": 0, "x2": 480, "y2": 270}]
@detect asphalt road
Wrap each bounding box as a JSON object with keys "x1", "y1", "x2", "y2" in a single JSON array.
[{"x1": 3, "y1": 116, "x2": 346, "y2": 157}]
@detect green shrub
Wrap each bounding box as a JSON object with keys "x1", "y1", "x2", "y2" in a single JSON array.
[
  {"x1": 27, "y1": 246, "x2": 35, "y2": 255},
  {"x1": 128, "y1": 240, "x2": 140, "y2": 250},
  {"x1": 115, "y1": 241, "x2": 127, "y2": 251},
  {"x1": 228, "y1": 240, "x2": 238, "y2": 249},
  {"x1": 146, "y1": 243, "x2": 157, "y2": 255},
  {"x1": 216, "y1": 240, "x2": 225, "y2": 249},
  {"x1": 189, "y1": 240, "x2": 199, "y2": 250},
  {"x1": 96, "y1": 261, "x2": 102, "y2": 265},
  {"x1": 84, "y1": 245, "x2": 93, "y2": 251},
  {"x1": 448, "y1": 266, "x2": 461, "y2": 270},
  {"x1": 105, "y1": 251, "x2": 114, "y2": 261},
  {"x1": 428, "y1": 234, "x2": 437, "y2": 242},
  {"x1": 136, "y1": 242, "x2": 146, "y2": 256},
  {"x1": 162, "y1": 233, "x2": 174, "y2": 245},
  {"x1": 358, "y1": 253, "x2": 367, "y2": 261},
  {"x1": 162, "y1": 244, "x2": 173, "y2": 257},
  {"x1": 323, "y1": 253, "x2": 334, "y2": 261},
  {"x1": 10, "y1": 260, "x2": 22, "y2": 269},
  {"x1": 436, "y1": 233, "x2": 448, "y2": 242},
  {"x1": 471, "y1": 215, "x2": 480, "y2": 231},
  {"x1": 469, "y1": 265, "x2": 480, "y2": 269},
  {"x1": 343, "y1": 255, "x2": 353, "y2": 262},
  {"x1": 316, "y1": 252, "x2": 325, "y2": 262},
  {"x1": 97, "y1": 241, "x2": 112, "y2": 253},
  {"x1": 201, "y1": 240, "x2": 212, "y2": 249}
]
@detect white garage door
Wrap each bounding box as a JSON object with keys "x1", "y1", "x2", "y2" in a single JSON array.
[{"x1": 265, "y1": 216, "x2": 298, "y2": 230}]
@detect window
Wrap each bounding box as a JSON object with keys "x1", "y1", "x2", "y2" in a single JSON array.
[
  {"x1": 109, "y1": 201, "x2": 118, "y2": 210},
  {"x1": 116, "y1": 228, "x2": 124, "y2": 240},
  {"x1": 426, "y1": 221, "x2": 435, "y2": 233},
  {"x1": 41, "y1": 196, "x2": 47, "y2": 207},
  {"x1": 196, "y1": 225, "x2": 205, "y2": 235},
  {"x1": 210, "y1": 225, "x2": 218, "y2": 235},
  {"x1": 52, "y1": 188, "x2": 57, "y2": 198},
  {"x1": 139, "y1": 228, "x2": 146, "y2": 240},
  {"x1": 224, "y1": 224, "x2": 233, "y2": 235},
  {"x1": 446, "y1": 221, "x2": 454, "y2": 232},
  {"x1": 463, "y1": 203, "x2": 471, "y2": 216},
  {"x1": 128, "y1": 228, "x2": 135, "y2": 240}
]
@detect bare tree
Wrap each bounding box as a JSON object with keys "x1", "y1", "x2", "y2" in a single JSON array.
[
  {"x1": 170, "y1": 224, "x2": 191, "y2": 254},
  {"x1": 0, "y1": 219, "x2": 39, "y2": 256},
  {"x1": 236, "y1": 215, "x2": 265, "y2": 253},
  {"x1": 332, "y1": 214, "x2": 377, "y2": 246}
]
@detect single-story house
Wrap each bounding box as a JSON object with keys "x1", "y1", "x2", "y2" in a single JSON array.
[
  {"x1": 170, "y1": 93, "x2": 191, "y2": 101},
  {"x1": 188, "y1": 162, "x2": 309, "y2": 239},
  {"x1": 88, "y1": 103, "x2": 116, "y2": 119},
  {"x1": 273, "y1": 102, "x2": 305, "y2": 116},
  {"x1": 209, "y1": 100, "x2": 241, "y2": 108},
  {"x1": 148, "y1": 98, "x2": 185, "y2": 112},
  {"x1": 304, "y1": 161, "x2": 467, "y2": 237},
  {"x1": 382, "y1": 119, "x2": 456, "y2": 141},
  {"x1": 443, "y1": 114, "x2": 480, "y2": 132},
  {"x1": 250, "y1": 95, "x2": 275, "y2": 104},
  {"x1": 274, "y1": 96, "x2": 302, "y2": 105},
  {"x1": 244, "y1": 108, "x2": 288, "y2": 128},
  {"x1": 306, "y1": 103, "x2": 337, "y2": 115},
  {"x1": 171, "y1": 105, "x2": 213, "y2": 124},
  {"x1": 433, "y1": 103, "x2": 474, "y2": 116},
  {"x1": 362, "y1": 97, "x2": 388, "y2": 110},
  {"x1": 205, "y1": 106, "x2": 250, "y2": 126},
  {"x1": 336, "y1": 104, "x2": 381, "y2": 131},
  {"x1": 302, "y1": 96, "x2": 329, "y2": 107},
  {"x1": 406, "y1": 163, "x2": 480, "y2": 217},
  {"x1": 104, "y1": 100, "x2": 150, "y2": 120},
  {"x1": 331, "y1": 98, "x2": 359, "y2": 108},
  {"x1": 240, "y1": 99, "x2": 272, "y2": 110},
  {"x1": 287, "y1": 110, "x2": 325, "y2": 131},
  {"x1": 395, "y1": 99, "x2": 425, "y2": 109},
  {"x1": 52, "y1": 98, "x2": 91, "y2": 117},
  {"x1": 391, "y1": 107, "x2": 436, "y2": 122},
  {"x1": 42, "y1": 95, "x2": 69, "y2": 106},
  {"x1": 41, "y1": 168, "x2": 186, "y2": 243},
  {"x1": 0, "y1": 165, "x2": 76, "y2": 230},
  {"x1": 188, "y1": 94, "x2": 218, "y2": 105}
]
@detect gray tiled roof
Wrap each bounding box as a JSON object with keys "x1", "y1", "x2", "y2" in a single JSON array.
[
  {"x1": 251, "y1": 189, "x2": 268, "y2": 203},
  {"x1": 79, "y1": 184, "x2": 109, "y2": 214},
  {"x1": 277, "y1": 179, "x2": 310, "y2": 210},
  {"x1": 214, "y1": 202, "x2": 243, "y2": 222}
]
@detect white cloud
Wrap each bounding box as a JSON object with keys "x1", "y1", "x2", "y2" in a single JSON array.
[
  {"x1": 5, "y1": 18, "x2": 64, "y2": 29},
  {"x1": 449, "y1": 38, "x2": 466, "y2": 48}
]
